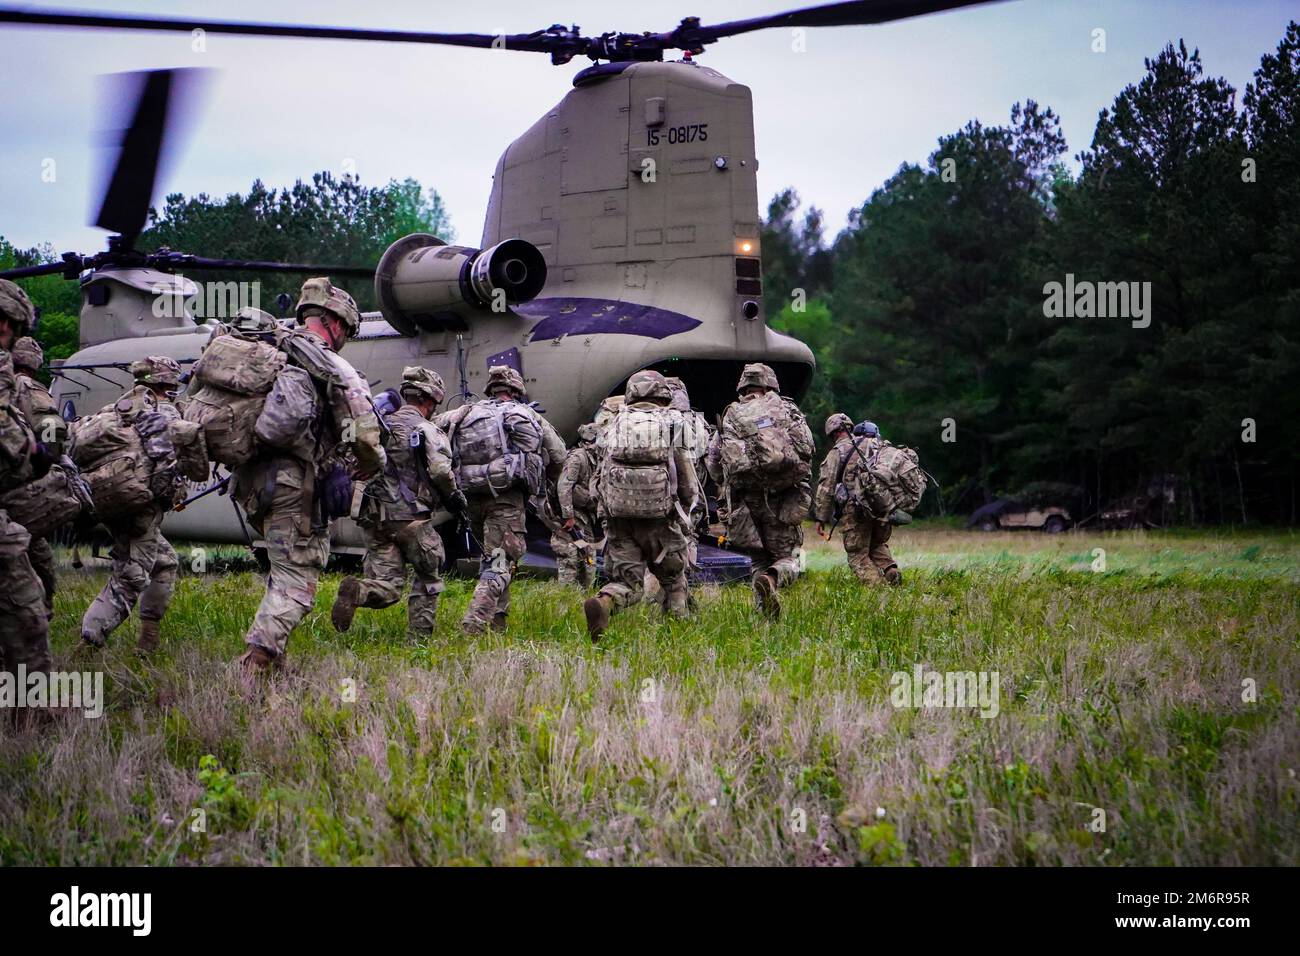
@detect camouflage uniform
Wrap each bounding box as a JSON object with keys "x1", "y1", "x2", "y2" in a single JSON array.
[
  {"x1": 232, "y1": 280, "x2": 385, "y2": 666},
  {"x1": 11, "y1": 337, "x2": 63, "y2": 616},
  {"x1": 707, "y1": 364, "x2": 814, "y2": 616},
  {"x1": 437, "y1": 365, "x2": 552, "y2": 634},
  {"x1": 814, "y1": 413, "x2": 898, "y2": 586},
  {"x1": 664, "y1": 376, "x2": 711, "y2": 573},
  {"x1": 551, "y1": 423, "x2": 600, "y2": 587},
  {"x1": 332, "y1": 367, "x2": 462, "y2": 640},
  {"x1": 0, "y1": 280, "x2": 52, "y2": 674},
  {"x1": 79, "y1": 357, "x2": 184, "y2": 650},
  {"x1": 583, "y1": 371, "x2": 701, "y2": 640}
]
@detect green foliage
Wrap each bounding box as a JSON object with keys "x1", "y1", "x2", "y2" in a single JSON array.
[{"x1": 764, "y1": 22, "x2": 1300, "y2": 524}]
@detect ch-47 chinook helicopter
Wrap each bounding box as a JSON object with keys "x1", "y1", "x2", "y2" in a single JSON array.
[{"x1": 0, "y1": 1, "x2": 994, "y2": 569}]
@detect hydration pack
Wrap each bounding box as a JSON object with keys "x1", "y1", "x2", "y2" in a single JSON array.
[{"x1": 597, "y1": 405, "x2": 676, "y2": 520}]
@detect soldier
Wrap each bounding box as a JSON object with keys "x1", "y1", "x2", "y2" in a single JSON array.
[
  {"x1": 583, "y1": 370, "x2": 701, "y2": 641},
  {"x1": 664, "y1": 376, "x2": 712, "y2": 571},
  {"x1": 10, "y1": 336, "x2": 64, "y2": 617},
  {"x1": 437, "y1": 365, "x2": 550, "y2": 635},
  {"x1": 553, "y1": 422, "x2": 600, "y2": 587},
  {"x1": 0, "y1": 279, "x2": 53, "y2": 679},
  {"x1": 815, "y1": 417, "x2": 901, "y2": 585},
  {"x1": 78, "y1": 356, "x2": 185, "y2": 654},
  {"x1": 707, "y1": 362, "x2": 814, "y2": 620},
  {"x1": 231, "y1": 278, "x2": 385, "y2": 679},
  {"x1": 331, "y1": 367, "x2": 466, "y2": 640}
]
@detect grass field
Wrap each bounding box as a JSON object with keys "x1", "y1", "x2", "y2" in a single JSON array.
[{"x1": 2, "y1": 525, "x2": 1297, "y2": 866}]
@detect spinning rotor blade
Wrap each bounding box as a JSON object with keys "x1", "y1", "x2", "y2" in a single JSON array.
[
  {"x1": 688, "y1": 0, "x2": 1002, "y2": 41},
  {"x1": 0, "y1": 8, "x2": 562, "y2": 53},
  {"x1": 0, "y1": 260, "x2": 73, "y2": 280}
]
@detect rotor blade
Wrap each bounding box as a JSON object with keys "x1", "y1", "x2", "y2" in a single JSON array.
[
  {"x1": 177, "y1": 256, "x2": 375, "y2": 277},
  {"x1": 0, "y1": 261, "x2": 72, "y2": 279},
  {"x1": 0, "y1": 8, "x2": 561, "y2": 52},
  {"x1": 691, "y1": 0, "x2": 1004, "y2": 40},
  {"x1": 93, "y1": 70, "x2": 172, "y2": 249}
]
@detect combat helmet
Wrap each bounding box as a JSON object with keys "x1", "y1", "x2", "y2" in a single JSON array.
[
  {"x1": 231, "y1": 306, "x2": 281, "y2": 335},
  {"x1": 664, "y1": 376, "x2": 692, "y2": 412},
  {"x1": 0, "y1": 279, "x2": 36, "y2": 337},
  {"x1": 736, "y1": 362, "x2": 779, "y2": 393},
  {"x1": 296, "y1": 277, "x2": 361, "y2": 337},
  {"x1": 131, "y1": 355, "x2": 182, "y2": 389},
  {"x1": 625, "y1": 369, "x2": 671, "y2": 405},
  {"x1": 10, "y1": 336, "x2": 43, "y2": 372},
  {"x1": 486, "y1": 364, "x2": 526, "y2": 398},
  {"x1": 825, "y1": 412, "x2": 853, "y2": 436},
  {"x1": 400, "y1": 366, "x2": 446, "y2": 406}
]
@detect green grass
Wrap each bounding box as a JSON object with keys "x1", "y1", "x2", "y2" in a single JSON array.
[{"x1": 1, "y1": 526, "x2": 1297, "y2": 866}]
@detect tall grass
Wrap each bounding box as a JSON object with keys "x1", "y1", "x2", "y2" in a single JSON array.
[{"x1": 2, "y1": 528, "x2": 1296, "y2": 865}]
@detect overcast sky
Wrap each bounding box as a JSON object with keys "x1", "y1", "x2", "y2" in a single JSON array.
[{"x1": 0, "y1": 0, "x2": 1294, "y2": 256}]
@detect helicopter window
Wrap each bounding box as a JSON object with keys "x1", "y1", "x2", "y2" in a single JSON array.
[
  {"x1": 61, "y1": 399, "x2": 77, "y2": 421},
  {"x1": 87, "y1": 284, "x2": 110, "y2": 306},
  {"x1": 736, "y1": 278, "x2": 763, "y2": 296},
  {"x1": 735, "y1": 258, "x2": 761, "y2": 279}
]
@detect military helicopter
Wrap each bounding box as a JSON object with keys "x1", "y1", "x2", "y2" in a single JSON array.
[{"x1": 0, "y1": 1, "x2": 996, "y2": 568}]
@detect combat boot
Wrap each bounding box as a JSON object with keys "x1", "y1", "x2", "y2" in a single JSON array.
[
  {"x1": 490, "y1": 611, "x2": 509, "y2": 632},
  {"x1": 331, "y1": 577, "x2": 362, "y2": 633},
  {"x1": 237, "y1": 645, "x2": 276, "y2": 693},
  {"x1": 752, "y1": 570, "x2": 780, "y2": 620},
  {"x1": 584, "y1": 594, "x2": 612, "y2": 642},
  {"x1": 883, "y1": 566, "x2": 902, "y2": 586},
  {"x1": 137, "y1": 618, "x2": 162, "y2": 655}
]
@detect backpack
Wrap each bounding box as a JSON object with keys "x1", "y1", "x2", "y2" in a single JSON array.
[
  {"x1": 597, "y1": 406, "x2": 676, "y2": 520},
  {"x1": 69, "y1": 397, "x2": 156, "y2": 513},
  {"x1": 181, "y1": 384, "x2": 263, "y2": 467},
  {"x1": 254, "y1": 364, "x2": 319, "y2": 460},
  {"x1": 184, "y1": 327, "x2": 322, "y2": 466},
  {"x1": 718, "y1": 392, "x2": 807, "y2": 491},
  {"x1": 842, "y1": 438, "x2": 926, "y2": 519},
  {"x1": 449, "y1": 400, "x2": 542, "y2": 496},
  {"x1": 0, "y1": 462, "x2": 90, "y2": 537}
]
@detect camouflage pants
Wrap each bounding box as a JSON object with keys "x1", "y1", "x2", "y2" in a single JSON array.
[
  {"x1": 81, "y1": 503, "x2": 178, "y2": 646},
  {"x1": 735, "y1": 484, "x2": 810, "y2": 588},
  {"x1": 29, "y1": 535, "x2": 55, "y2": 618},
  {"x1": 599, "y1": 516, "x2": 689, "y2": 616},
  {"x1": 0, "y1": 511, "x2": 51, "y2": 674},
  {"x1": 240, "y1": 458, "x2": 329, "y2": 658},
  {"x1": 463, "y1": 492, "x2": 526, "y2": 629},
  {"x1": 842, "y1": 512, "x2": 897, "y2": 584},
  {"x1": 355, "y1": 518, "x2": 445, "y2": 639},
  {"x1": 550, "y1": 513, "x2": 597, "y2": 587}
]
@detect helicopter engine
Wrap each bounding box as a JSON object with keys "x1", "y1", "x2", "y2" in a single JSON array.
[{"x1": 374, "y1": 234, "x2": 547, "y2": 334}]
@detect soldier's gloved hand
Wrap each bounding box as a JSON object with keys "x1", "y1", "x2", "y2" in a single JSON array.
[
  {"x1": 445, "y1": 489, "x2": 468, "y2": 515},
  {"x1": 30, "y1": 441, "x2": 54, "y2": 478},
  {"x1": 322, "y1": 464, "x2": 354, "y2": 520}
]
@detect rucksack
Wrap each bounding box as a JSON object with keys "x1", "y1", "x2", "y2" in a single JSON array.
[
  {"x1": 597, "y1": 405, "x2": 676, "y2": 520},
  {"x1": 0, "y1": 462, "x2": 91, "y2": 537},
  {"x1": 184, "y1": 327, "x2": 322, "y2": 466},
  {"x1": 842, "y1": 438, "x2": 926, "y2": 519},
  {"x1": 717, "y1": 392, "x2": 807, "y2": 491},
  {"x1": 449, "y1": 400, "x2": 542, "y2": 496},
  {"x1": 69, "y1": 397, "x2": 152, "y2": 513}
]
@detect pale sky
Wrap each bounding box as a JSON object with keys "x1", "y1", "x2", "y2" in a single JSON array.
[{"x1": 0, "y1": 0, "x2": 1294, "y2": 255}]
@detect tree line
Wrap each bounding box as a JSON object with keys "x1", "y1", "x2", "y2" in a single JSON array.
[{"x1": 763, "y1": 23, "x2": 1299, "y2": 525}]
